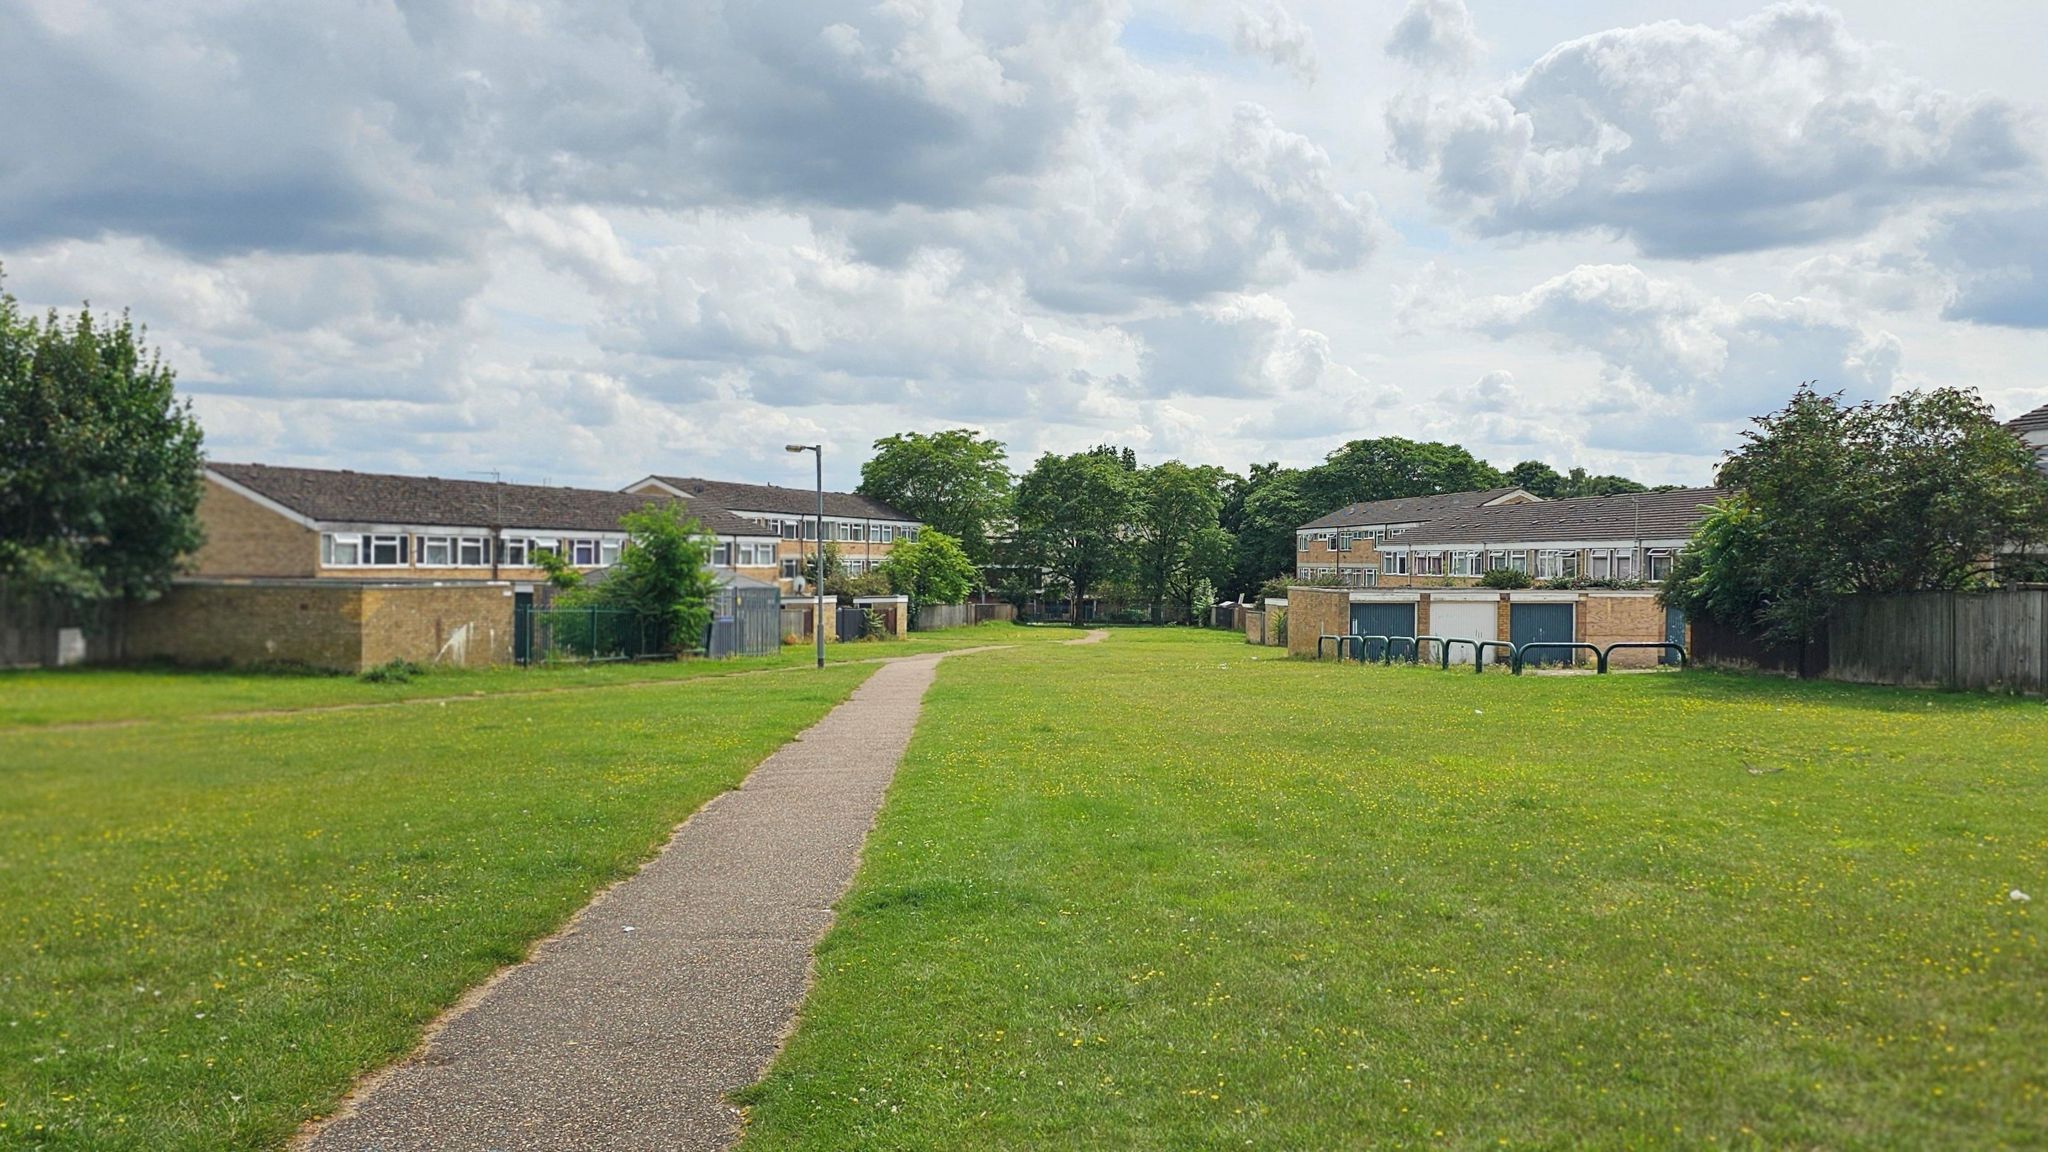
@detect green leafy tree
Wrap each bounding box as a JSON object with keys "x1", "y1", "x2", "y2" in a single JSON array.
[
  {"x1": 1506, "y1": 461, "x2": 1650, "y2": 500},
  {"x1": 1133, "y1": 461, "x2": 1230, "y2": 620},
  {"x1": 1224, "y1": 466, "x2": 1315, "y2": 597},
  {"x1": 606, "y1": 502, "x2": 720, "y2": 653},
  {"x1": 1014, "y1": 450, "x2": 1137, "y2": 624},
  {"x1": 1667, "y1": 385, "x2": 2048, "y2": 647},
  {"x1": 876, "y1": 528, "x2": 978, "y2": 616},
  {"x1": 856, "y1": 430, "x2": 1013, "y2": 565},
  {"x1": 800, "y1": 541, "x2": 845, "y2": 589},
  {"x1": 1302, "y1": 437, "x2": 1505, "y2": 514},
  {"x1": 0, "y1": 279, "x2": 205, "y2": 606}
]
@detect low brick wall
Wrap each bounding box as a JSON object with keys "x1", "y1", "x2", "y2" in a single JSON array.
[
  {"x1": 124, "y1": 579, "x2": 515, "y2": 672},
  {"x1": 1285, "y1": 586, "x2": 1350, "y2": 658},
  {"x1": 1579, "y1": 592, "x2": 1673, "y2": 668}
]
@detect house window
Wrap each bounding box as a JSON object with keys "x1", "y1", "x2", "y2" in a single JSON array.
[
  {"x1": 1613, "y1": 551, "x2": 1636, "y2": 580},
  {"x1": 1383, "y1": 552, "x2": 1408, "y2": 576},
  {"x1": 600, "y1": 540, "x2": 621, "y2": 566},
  {"x1": 713, "y1": 543, "x2": 734, "y2": 566},
  {"x1": 781, "y1": 558, "x2": 800, "y2": 579},
  {"x1": 421, "y1": 537, "x2": 453, "y2": 566},
  {"x1": 849, "y1": 523, "x2": 867, "y2": 543},
  {"x1": 1501, "y1": 551, "x2": 1529, "y2": 574},
  {"x1": 501, "y1": 538, "x2": 529, "y2": 566},
  {"x1": 570, "y1": 539, "x2": 599, "y2": 566},
  {"x1": 366, "y1": 535, "x2": 408, "y2": 566},
  {"x1": 1449, "y1": 551, "x2": 1480, "y2": 577},
  {"x1": 779, "y1": 519, "x2": 799, "y2": 539},
  {"x1": 322, "y1": 533, "x2": 362, "y2": 566},
  {"x1": 1414, "y1": 552, "x2": 1444, "y2": 576},
  {"x1": 879, "y1": 525, "x2": 894, "y2": 544},
  {"x1": 1590, "y1": 551, "x2": 1611, "y2": 580},
  {"x1": 1645, "y1": 550, "x2": 1674, "y2": 583},
  {"x1": 802, "y1": 519, "x2": 817, "y2": 540},
  {"x1": 457, "y1": 537, "x2": 488, "y2": 566},
  {"x1": 904, "y1": 526, "x2": 919, "y2": 541}
]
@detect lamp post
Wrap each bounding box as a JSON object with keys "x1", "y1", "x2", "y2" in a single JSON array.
[{"x1": 786, "y1": 443, "x2": 826, "y2": 669}]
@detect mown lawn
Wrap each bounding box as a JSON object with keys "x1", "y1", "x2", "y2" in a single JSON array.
[
  {"x1": 0, "y1": 662, "x2": 876, "y2": 1150},
  {"x1": 0, "y1": 621, "x2": 1054, "y2": 729},
  {"x1": 740, "y1": 629, "x2": 2047, "y2": 1150}
]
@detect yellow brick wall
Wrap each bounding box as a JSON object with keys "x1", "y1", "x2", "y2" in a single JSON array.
[
  {"x1": 360, "y1": 584, "x2": 516, "y2": 668},
  {"x1": 1580, "y1": 594, "x2": 1671, "y2": 668},
  {"x1": 189, "y1": 479, "x2": 319, "y2": 578},
  {"x1": 124, "y1": 583, "x2": 365, "y2": 668},
  {"x1": 1285, "y1": 587, "x2": 1351, "y2": 658}
]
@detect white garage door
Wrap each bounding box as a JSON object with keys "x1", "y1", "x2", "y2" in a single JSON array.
[{"x1": 1430, "y1": 600, "x2": 1499, "y2": 665}]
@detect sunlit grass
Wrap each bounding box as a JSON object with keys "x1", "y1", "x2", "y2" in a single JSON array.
[
  {"x1": 0, "y1": 663, "x2": 875, "y2": 1150},
  {"x1": 740, "y1": 629, "x2": 2048, "y2": 1150}
]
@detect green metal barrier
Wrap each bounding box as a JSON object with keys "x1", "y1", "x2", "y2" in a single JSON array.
[
  {"x1": 1436, "y1": 637, "x2": 1481, "y2": 670},
  {"x1": 1596, "y1": 642, "x2": 1688, "y2": 673},
  {"x1": 1512, "y1": 641, "x2": 1601, "y2": 675},
  {"x1": 1358, "y1": 634, "x2": 1393, "y2": 663},
  {"x1": 1412, "y1": 635, "x2": 1450, "y2": 666},
  {"x1": 1381, "y1": 636, "x2": 1420, "y2": 665},
  {"x1": 1474, "y1": 640, "x2": 1518, "y2": 673},
  {"x1": 1317, "y1": 633, "x2": 1365, "y2": 662}
]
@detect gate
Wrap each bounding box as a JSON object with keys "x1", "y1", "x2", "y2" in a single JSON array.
[
  {"x1": 1510, "y1": 602, "x2": 1577, "y2": 666},
  {"x1": 1663, "y1": 605, "x2": 1686, "y2": 666},
  {"x1": 706, "y1": 583, "x2": 781, "y2": 658}
]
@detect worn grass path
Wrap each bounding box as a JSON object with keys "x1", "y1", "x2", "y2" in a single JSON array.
[{"x1": 298, "y1": 638, "x2": 1105, "y2": 1151}]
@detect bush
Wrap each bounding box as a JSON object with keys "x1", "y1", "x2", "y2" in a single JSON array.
[
  {"x1": 1478, "y1": 567, "x2": 1533, "y2": 589},
  {"x1": 359, "y1": 659, "x2": 426, "y2": 684},
  {"x1": 1537, "y1": 575, "x2": 1649, "y2": 591}
]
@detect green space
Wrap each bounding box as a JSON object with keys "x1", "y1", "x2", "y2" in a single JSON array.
[
  {"x1": 0, "y1": 622, "x2": 1056, "y2": 729},
  {"x1": 740, "y1": 629, "x2": 2047, "y2": 1150},
  {"x1": 0, "y1": 661, "x2": 877, "y2": 1150}
]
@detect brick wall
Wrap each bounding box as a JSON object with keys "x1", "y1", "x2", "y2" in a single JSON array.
[
  {"x1": 1579, "y1": 593, "x2": 1671, "y2": 668},
  {"x1": 190, "y1": 479, "x2": 319, "y2": 578},
  {"x1": 360, "y1": 584, "x2": 516, "y2": 668},
  {"x1": 1285, "y1": 586, "x2": 1351, "y2": 658},
  {"x1": 125, "y1": 582, "x2": 365, "y2": 668},
  {"x1": 122, "y1": 580, "x2": 517, "y2": 672}
]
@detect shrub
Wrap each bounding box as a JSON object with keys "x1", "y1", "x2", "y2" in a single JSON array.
[
  {"x1": 1478, "y1": 567, "x2": 1533, "y2": 589},
  {"x1": 359, "y1": 659, "x2": 426, "y2": 684}
]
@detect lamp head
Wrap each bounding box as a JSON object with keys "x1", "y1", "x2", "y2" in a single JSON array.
[{"x1": 785, "y1": 443, "x2": 815, "y2": 453}]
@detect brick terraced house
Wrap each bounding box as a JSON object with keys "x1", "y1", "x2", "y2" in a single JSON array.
[
  {"x1": 200, "y1": 463, "x2": 780, "y2": 583},
  {"x1": 1371, "y1": 486, "x2": 1728, "y2": 587},
  {"x1": 2009, "y1": 402, "x2": 2048, "y2": 471},
  {"x1": 1293, "y1": 487, "x2": 1539, "y2": 588},
  {"x1": 624, "y1": 475, "x2": 920, "y2": 594}
]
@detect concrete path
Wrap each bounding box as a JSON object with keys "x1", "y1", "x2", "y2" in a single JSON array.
[{"x1": 300, "y1": 653, "x2": 951, "y2": 1152}]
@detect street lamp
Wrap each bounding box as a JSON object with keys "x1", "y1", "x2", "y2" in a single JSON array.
[{"x1": 785, "y1": 444, "x2": 825, "y2": 669}]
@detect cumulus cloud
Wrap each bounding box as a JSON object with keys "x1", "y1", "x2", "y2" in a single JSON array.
[
  {"x1": 1460, "y1": 264, "x2": 1901, "y2": 442},
  {"x1": 1929, "y1": 202, "x2": 2048, "y2": 328},
  {"x1": 1130, "y1": 294, "x2": 1365, "y2": 398},
  {"x1": 1384, "y1": 0, "x2": 1482, "y2": 73},
  {"x1": 1386, "y1": 3, "x2": 2033, "y2": 257},
  {"x1": 1235, "y1": 2, "x2": 1319, "y2": 83}
]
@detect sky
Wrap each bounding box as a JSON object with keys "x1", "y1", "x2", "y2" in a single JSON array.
[{"x1": 4, "y1": 0, "x2": 2045, "y2": 492}]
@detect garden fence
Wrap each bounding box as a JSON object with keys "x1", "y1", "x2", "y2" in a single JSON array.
[{"x1": 516, "y1": 606, "x2": 666, "y2": 665}]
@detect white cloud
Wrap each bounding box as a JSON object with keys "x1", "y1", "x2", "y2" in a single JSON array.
[
  {"x1": 1234, "y1": 2, "x2": 1319, "y2": 83},
  {"x1": 1384, "y1": 0, "x2": 1482, "y2": 74},
  {"x1": 1131, "y1": 293, "x2": 1365, "y2": 398},
  {"x1": 1386, "y1": 3, "x2": 2034, "y2": 256},
  {"x1": 1930, "y1": 201, "x2": 2048, "y2": 328}
]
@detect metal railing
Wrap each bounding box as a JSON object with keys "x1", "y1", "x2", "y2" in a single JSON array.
[
  {"x1": 1318, "y1": 633, "x2": 1365, "y2": 661},
  {"x1": 1512, "y1": 642, "x2": 1602, "y2": 674}
]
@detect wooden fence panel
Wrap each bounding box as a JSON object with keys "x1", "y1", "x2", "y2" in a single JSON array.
[{"x1": 1827, "y1": 589, "x2": 2046, "y2": 695}]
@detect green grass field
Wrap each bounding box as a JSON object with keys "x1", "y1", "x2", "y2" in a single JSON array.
[
  {"x1": 0, "y1": 661, "x2": 878, "y2": 1150},
  {"x1": 738, "y1": 630, "x2": 2047, "y2": 1150},
  {"x1": 6, "y1": 627, "x2": 2044, "y2": 1150},
  {"x1": 0, "y1": 621, "x2": 1055, "y2": 729}
]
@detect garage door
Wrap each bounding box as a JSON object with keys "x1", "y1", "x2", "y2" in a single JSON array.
[
  {"x1": 1509, "y1": 602, "x2": 1578, "y2": 666},
  {"x1": 1430, "y1": 600, "x2": 1498, "y2": 665},
  {"x1": 1350, "y1": 602, "x2": 1417, "y2": 660}
]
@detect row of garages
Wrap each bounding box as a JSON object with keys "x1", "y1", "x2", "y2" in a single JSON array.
[{"x1": 1266, "y1": 587, "x2": 1685, "y2": 668}]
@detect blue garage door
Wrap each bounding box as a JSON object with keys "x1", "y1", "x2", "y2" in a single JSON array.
[
  {"x1": 1350, "y1": 602, "x2": 1417, "y2": 660},
  {"x1": 1509, "y1": 602, "x2": 1577, "y2": 666}
]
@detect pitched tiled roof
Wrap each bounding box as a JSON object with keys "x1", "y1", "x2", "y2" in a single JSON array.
[
  {"x1": 643, "y1": 475, "x2": 913, "y2": 522},
  {"x1": 1384, "y1": 487, "x2": 1728, "y2": 547},
  {"x1": 2008, "y1": 403, "x2": 2048, "y2": 437},
  {"x1": 1298, "y1": 487, "x2": 1534, "y2": 531},
  {"x1": 209, "y1": 463, "x2": 772, "y2": 538}
]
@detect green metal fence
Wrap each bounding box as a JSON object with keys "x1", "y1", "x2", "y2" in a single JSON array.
[{"x1": 516, "y1": 606, "x2": 669, "y2": 665}]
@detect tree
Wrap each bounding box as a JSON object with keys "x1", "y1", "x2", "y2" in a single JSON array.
[
  {"x1": 605, "y1": 502, "x2": 720, "y2": 653},
  {"x1": 1505, "y1": 460, "x2": 1565, "y2": 498},
  {"x1": 876, "y1": 529, "x2": 978, "y2": 616},
  {"x1": 1133, "y1": 460, "x2": 1230, "y2": 620},
  {"x1": 1666, "y1": 385, "x2": 2048, "y2": 648},
  {"x1": 0, "y1": 279, "x2": 206, "y2": 607},
  {"x1": 1014, "y1": 450, "x2": 1137, "y2": 624},
  {"x1": 1302, "y1": 437, "x2": 1505, "y2": 514},
  {"x1": 856, "y1": 430, "x2": 1013, "y2": 566},
  {"x1": 1506, "y1": 460, "x2": 1649, "y2": 499}
]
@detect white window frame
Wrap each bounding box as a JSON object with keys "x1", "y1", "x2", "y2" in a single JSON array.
[
  {"x1": 570, "y1": 539, "x2": 599, "y2": 566},
  {"x1": 780, "y1": 557, "x2": 800, "y2": 579},
  {"x1": 1414, "y1": 552, "x2": 1444, "y2": 576},
  {"x1": 420, "y1": 536, "x2": 454, "y2": 567},
  {"x1": 600, "y1": 539, "x2": 622, "y2": 567},
  {"x1": 365, "y1": 534, "x2": 408, "y2": 566},
  {"x1": 322, "y1": 533, "x2": 363, "y2": 567},
  {"x1": 1383, "y1": 551, "x2": 1408, "y2": 576},
  {"x1": 1590, "y1": 551, "x2": 1611, "y2": 580},
  {"x1": 1449, "y1": 550, "x2": 1480, "y2": 577},
  {"x1": 879, "y1": 524, "x2": 895, "y2": 544},
  {"x1": 1645, "y1": 549, "x2": 1674, "y2": 583}
]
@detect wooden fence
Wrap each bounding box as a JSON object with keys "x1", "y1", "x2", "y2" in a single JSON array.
[
  {"x1": 1693, "y1": 588, "x2": 2047, "y2": 695},
  {"x1": 1828, "y1": 588, "x2": 2047, "y2": 694}
]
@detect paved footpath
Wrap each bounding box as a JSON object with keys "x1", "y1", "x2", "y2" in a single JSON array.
[{"x1": 301, "y1": 652, "x2": 960, "y2": 1152}]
